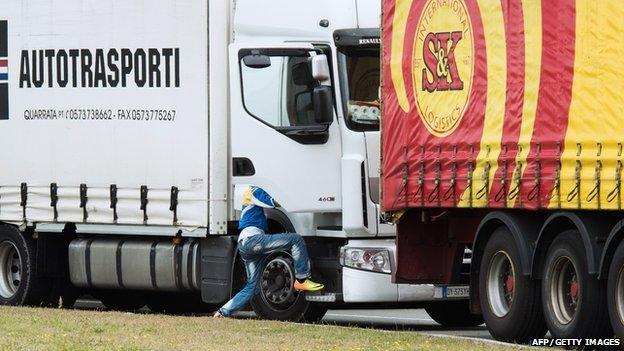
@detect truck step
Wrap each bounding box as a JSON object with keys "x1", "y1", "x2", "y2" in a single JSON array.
[{"x1": 305, "y1": 293, "x2": 338, "y2": 303}]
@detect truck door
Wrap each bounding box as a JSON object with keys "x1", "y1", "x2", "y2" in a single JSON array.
[
  {"x1": 230, "y1": 45, "x2": 342, "y2": 215},
  {"x1": 335, "y1": 32, "x2": 393, "y2": 237}
]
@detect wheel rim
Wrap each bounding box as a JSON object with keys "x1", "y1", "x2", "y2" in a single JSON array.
[
  {"x1": 260, "y1": 257, "x2": 298, "y2": 311},
  {"x1": 0, "y1": 241, "x2": 21, "y2": 299},
  {"x1": 615, "y1": 265, "x2": 624, "y2": 326},
  {"x1": 486, "y1": 251, "x2": 515, "y2": 317},
  {"x1": 548, "y1": 256, "x2": 579, "y2": 325}
]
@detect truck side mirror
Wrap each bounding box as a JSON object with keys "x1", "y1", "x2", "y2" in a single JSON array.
[
  {"x1": 243, "y1": 53, "x2": 271, "y2": 69},
  {"x1": 313, "y1": 85, "x2": 333, "y2": 125},
  {"x1": 311, "y1": 54, "x2": 330, "y2": 83}
]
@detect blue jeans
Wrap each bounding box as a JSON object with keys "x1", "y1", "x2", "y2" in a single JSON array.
[{"x1": 218, "y1": 233, "x2": 311, "y2": 316}]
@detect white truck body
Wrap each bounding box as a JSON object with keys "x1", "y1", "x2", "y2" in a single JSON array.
[
  {"x1": 0, "y1": 0, "x2": 461, "y2": 311},
  {"x1": 3, "y1": 1, "x2": 210, "y2": 229}
]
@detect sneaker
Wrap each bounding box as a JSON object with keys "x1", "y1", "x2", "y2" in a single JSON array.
[
  {"x1": 213, "y1": 311, "x2": 224, "y2": 318},
  {"x1": 293, "y1": 279, "x2": 324, "y2": 292}
]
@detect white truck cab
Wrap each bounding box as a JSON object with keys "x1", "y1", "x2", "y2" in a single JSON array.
[{"x1": 228, "y1": 0, "x2": 465, "y2": 319}]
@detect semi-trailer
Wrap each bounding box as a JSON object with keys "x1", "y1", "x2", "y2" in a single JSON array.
[
  {"x1": 0, "y1": 0, "x2": 471, "y2": 323},
  {"x1": 382, "y1": 0, "x2": 624, "y2": 342}
]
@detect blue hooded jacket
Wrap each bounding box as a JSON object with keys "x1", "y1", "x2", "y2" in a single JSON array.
[{"x1": 238, "y1": 186, "x2": 276, "y2": 231}]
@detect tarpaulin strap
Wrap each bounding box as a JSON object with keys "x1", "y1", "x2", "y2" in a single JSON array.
[
  {"x1": 428, "y1": 145, "x2": 442, "y2": 205},
  {"x1": 494, "y1": 145, "x2": 509, "y2": 205},
  {"x1": 527, "y1": 144, "x2": 542, "y2": 206},
  {"x1": 466, "y1": 145, "x2": 475, "y2": 207},
  {"x1": 20, "y1": 182, "x2": 27, "y2": 221},
  {"x1": 476, "y1": 146, "x2": 491, "y2": 201},
  {"x1": 606, "y1": 143, "x2": 623, "y2": 209},
  {"x1": 567, "y1": 144, "x2": 583, "y2": 208},
  {"x1": 170, "y1": 186, "x2": 179, "y2": 225},
  {"x1": 418, "y1": 145, "x2": 425, "y2": 207},
  {"x1": 443, "y1": 145, "x2": 458, "y2": 204},
  {"x1": 552, "y1": 142, "x2": 562, "y2": 209},
  {"x1": 140, "y1": 185, "x2": 148, "y2": 224},
  {"x1": 110, "y1": 184, "x2": 118, "y2": 223},
  {"x1": 50, "y1": 183, "x2": 58, "y2": 221},
  {"x1": 79, "y1": 184, "x2": 88, "y2": 222},
  {"x1": 586, "y1": 143, "x2": 602, "y2": 209}
]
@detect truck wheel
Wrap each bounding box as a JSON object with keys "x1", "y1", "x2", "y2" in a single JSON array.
[
  {"x1": 479, "y1": 227, "x2": 546, "y2": 343},
  {"x1": 541, "y1": 230, "x2": 612, "y2": 339},
  {"x1": 607, "y1": 240, "x2": 624, "y2": 338},
  {"x1": 98, "y1": 291, "x2": 145, "y2": 311},
  {"x1": 424, "y1": 300, "x2": 483, "y2": 327},
  {"x1": 250, "y1": 255, "x2": 325, "y2": 322},
  {"x1": 0, "y1": 225, "x2": 50, "y2": 306}
]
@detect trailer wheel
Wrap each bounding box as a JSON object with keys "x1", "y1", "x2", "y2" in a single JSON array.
[
  {"x1": 0, "y1": 225, "x2": 50, "y2": 306},
  {"x1": 250, "y1": 254, "x2": 326, "y2": 322},
  {"x1": 98, "y1": 291, "x2": 145, "y2": 311},
  {"x1": 479, "y1": 227, "x2": 546, "y2": 343},
  {"x1": 541, "y1": 230, "x2": 611, "y2": 339},
  {"x1": 424, "y1": 300, "x2": 483, "y2": 327},
  {"x1": 607, "y1": 240, "x2": 624, "y2": 338}
]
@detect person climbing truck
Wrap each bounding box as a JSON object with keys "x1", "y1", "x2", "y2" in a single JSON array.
[{"x1": 215, "y1": 186, "x2": 324, "y2": 318}]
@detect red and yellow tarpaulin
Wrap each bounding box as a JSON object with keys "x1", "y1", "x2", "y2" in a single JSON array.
[{"x1": 381, "y1": 0, "x2": 624, "y2": 212}]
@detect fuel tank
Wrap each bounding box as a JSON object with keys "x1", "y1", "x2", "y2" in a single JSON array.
[{"x1": 68, "y1": 238, "x2": 200, "y2": 291}]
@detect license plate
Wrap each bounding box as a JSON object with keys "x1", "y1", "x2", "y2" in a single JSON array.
[{"x1": 434, "y1": 286, "x2": 470, "y2": 298}]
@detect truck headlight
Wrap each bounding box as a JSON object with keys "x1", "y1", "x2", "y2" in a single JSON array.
[{"x1": 340, "y1": 248, "x2": 391, "y2": 274}]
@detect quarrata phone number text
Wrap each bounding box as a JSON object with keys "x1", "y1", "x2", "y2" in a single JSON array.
[{"x1": 23, "y1": 109, "x2": 177, "y2": 121}]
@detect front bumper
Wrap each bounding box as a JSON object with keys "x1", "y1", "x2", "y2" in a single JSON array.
[
  {"x1": 342, "y1": 267, "x2": 442, "y2": 302},
  {"x1": 340, "y1": 239, "x2": 469, "y2": 303}
]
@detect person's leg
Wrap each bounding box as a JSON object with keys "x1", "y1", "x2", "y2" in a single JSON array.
[
  {"x1": 251, "y1": 233, "x2": 311, "y2": 279},
  {"x1": 218, "y1": 253, "x2": 262, "y2": 317}
]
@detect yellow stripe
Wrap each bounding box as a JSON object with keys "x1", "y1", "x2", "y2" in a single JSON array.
[
  {"x1": 507, "y1": 0, "x2": 542, "y2": 207},
  {"x1": 552, "y1": 0, "x2": 624, "y2": 210},
  {"x1": 459, "y1": 0, "x2": 506, "y2": 207},
  {"x1": 390, "y1": 0, "x2": 412, "y2": 113}
]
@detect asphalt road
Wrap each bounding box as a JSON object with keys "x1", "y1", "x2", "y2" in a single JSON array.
[
  {"x1": 323, "y1": 309, "x2": 492, "y2": 340},
  {"x1": 74, "y1": 300, "x2": 493, "y2": 340}
]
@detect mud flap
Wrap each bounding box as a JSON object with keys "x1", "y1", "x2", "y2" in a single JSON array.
[{"x1": 200, "y1": 236, "x2": 236, "y2": 304}]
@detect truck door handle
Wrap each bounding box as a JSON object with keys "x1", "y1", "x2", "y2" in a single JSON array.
[{"x1": 233, "y1": 158, "x2": 255, "y2": 177}]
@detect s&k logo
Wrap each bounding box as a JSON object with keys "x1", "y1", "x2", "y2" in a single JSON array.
[
  {"x1": 421, "y1": 31, "x2": 464, "y2": 92},
  {"x1": 413, "y1": 0, "x2": 473, "y2": 137}
]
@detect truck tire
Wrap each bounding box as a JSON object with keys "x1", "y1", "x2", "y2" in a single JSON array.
[
  {"x1": 98, "y1": 291, "x2": 145, "y2": 311},
  {"x1": 541, "y1": 230, "x2": 612, "y2": 339},
  {"x1": 479, "y1": 227, "x2": 547, "y2": 343},
  {"x1": 607, "y1": 240, "x2": 624, "y2": 338},
  {"x1": 250, "y1": 255, "x2": 326, "y2": 322},
  {"x1": 0, "y1": 225, "x2": 50, "y2": 306},
  {"x1": 146, "y1": 292, "x2": 218, "y2": 315},
  {"x1": 424, "y1": 300, "x2": 483, "y2": 327}
]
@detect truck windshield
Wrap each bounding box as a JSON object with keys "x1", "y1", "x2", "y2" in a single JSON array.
[{"x1": 338, "y1": 47, "x2": 380, "y2": 132}]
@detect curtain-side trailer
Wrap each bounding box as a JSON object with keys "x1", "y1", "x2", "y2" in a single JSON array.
[{"x1": 382, "y1": 0, "x2": 624, "y2": 342}]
